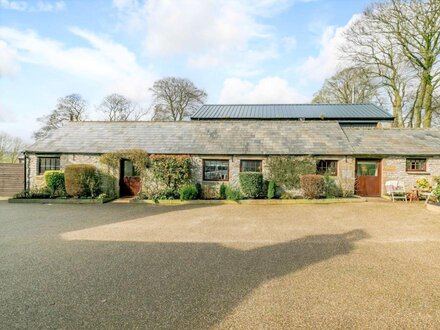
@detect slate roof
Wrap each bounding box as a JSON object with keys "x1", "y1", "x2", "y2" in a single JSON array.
[
  {"x1": 191, "y1": 103, "x2": 394, "y2": 120},
  {"x1": 26, "y1": 121, "x2": 440, "y2": 156},
  {"x1": 343, "y1": 128, "x2": 440, "y2": 156},
  {"x1": 26, "y1": 121, "x2": 352, "y2": 155}
]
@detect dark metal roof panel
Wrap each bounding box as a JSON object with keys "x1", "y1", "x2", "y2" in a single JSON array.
[{"x1": 191, "y1": 103, "x2": 393, "y2": 120}]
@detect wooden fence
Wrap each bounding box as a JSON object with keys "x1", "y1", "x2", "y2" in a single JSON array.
[{"x1": 0, "y1": 163, "x2": 24, "y2": 196}]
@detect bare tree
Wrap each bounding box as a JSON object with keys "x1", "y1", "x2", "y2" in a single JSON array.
[
  {"x1": 149, "y1": 77, "x2": 207, "y2": 121},
  {"x1": 34, "y1": 94, "x2": 88, "y2": 140},
  {"x1": 312, "y1": 67, "x2": 379, "y2": 104},
  {"x1": 369, "y1": 0, "x2": 440, "y2": 127},
  {"x1": 98, "y1": 94, "x2": 148, "y2": 121},
  {"x1": 343, "y1": 7, "x2": 413, "y2": 127},
  {"x1": 0, "y1": 132, "x2": 26, "y2": 163}
]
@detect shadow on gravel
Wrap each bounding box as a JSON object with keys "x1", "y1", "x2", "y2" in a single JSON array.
[
  {"x1": 1, "y1": 228, "x2": 368, "y2": 329},
  {"x1": 0, "y1": 202, "x2": 211, "y2": 237}
]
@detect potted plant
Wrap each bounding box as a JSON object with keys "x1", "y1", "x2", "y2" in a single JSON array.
[{"x1": 416, "y1": 178, "x2": 431, "y2": 192}]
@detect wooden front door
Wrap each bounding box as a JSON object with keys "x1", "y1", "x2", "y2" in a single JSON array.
[
  {"x1": 355, "y1": 159, "x2": 382, "y2": 197},
  {"x1": 119, "y1": 159, "x2": 141, "y2": 196}
]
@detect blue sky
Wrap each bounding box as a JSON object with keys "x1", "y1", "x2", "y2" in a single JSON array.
[{"x1": 0, "y1": 0, "x2": 374, "y2": 141}]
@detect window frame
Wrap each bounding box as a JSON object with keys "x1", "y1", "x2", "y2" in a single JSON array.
[
  {"x1": 240, "y1": 159, "x2": 263, "y2": 173},
  {"x1": 406, "y1": 158, "x2": 427, "y2": 173},
  {"x1": 37, "y1": 156, "x2": 61, "y2": 175},
  {"x1": 203, "y1": 159, "x2": 230, "y2": 182},
  {"x1": 316, "y1": 159, "x2": 338, "y2": 176}
]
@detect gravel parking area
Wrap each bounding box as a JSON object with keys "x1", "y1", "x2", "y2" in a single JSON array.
[{"x1": 1, "y1": 201, "x2": 440, "y2": 329}]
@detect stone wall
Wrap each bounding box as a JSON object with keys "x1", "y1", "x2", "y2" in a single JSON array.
[
  {"x1": 382, "y1": 157, "x2": 440, "y2": 195},
  {"x1": 25, "y1": 153, "x2": 440, "y2": 199},
  {"x1": 192, "y1": 155, "x2": 355, "y2": 198},
  {"x1": 191, "y1": 155, "x2": 270, "y2": 198},
  {"x1": 27, "y1": 154, "x2": 118, "y2": 195}
]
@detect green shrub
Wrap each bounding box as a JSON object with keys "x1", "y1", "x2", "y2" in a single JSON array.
[
  {"x1": 300, "y1": 174, "x2": 324, "y2": 199},
  {"x1": 99, "y1": 171, "x2": 117, "y2": 198},
  {"x1": 195, "y1": 183, "x2": 202, "y2": 199},
  {"x1": 323, "y1": 171, "x2": 343, "y2": 198},
  {"x1": 267, "y1": 156, "x2": 316, "y2": 189},
  {"x1": 65, "y1": 164, "x2": 101, "y2": 198},
  {"x1": 44, "y1": 170, "x2": 65, "y2": 197},
  {"x1": 432, "y1": 185, "x2": 440, "y2": 202},
  {"x1": 219, "y1": 183, "x2": 227, "y2": 199},
  {"x1": 239, "y1": 172, "x2": 264, "y2": 198},
  {"x1": 150, "y1": 155, "x2": 192, "y2": 195},
  {"x1": 151, "y1": 189, "x2": 179, "y2": 202},
  {"x1": 179, "y1": 184, "x2": 198, "y2": 200},
  {"x1": 225, "y1": 186, "x2": 242, "y2": 201},
  {"x1": 267, "y1": 181, "x2": 277, "y2": 199}
]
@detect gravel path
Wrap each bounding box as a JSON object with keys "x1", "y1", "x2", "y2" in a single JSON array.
[{"x1": 1, "y1": 201, "x2": 440, "y2": 329}]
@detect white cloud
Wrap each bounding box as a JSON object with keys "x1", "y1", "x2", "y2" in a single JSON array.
[
  {"x1": 219, "y1": 76, "x2": 308, "y2": 103},
  {"x1": 112, "y1": 0, "x2": 292, "y2": 74},
  {"x1": 0, "y1": 27, "x2": 155, "y2": 102},
  {"x1": 0, "y1": 0, "x2": 65, "y2": 12},
  {"x1": 296, "y1": 14, "x2": 359, "y2": 84},
  {"x1": 0, "y1": 40, "x2": 19, "y2": 76}
]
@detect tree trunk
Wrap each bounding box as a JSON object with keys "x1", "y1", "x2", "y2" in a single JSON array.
[
  {"x1": 393, "y1": 91, "x2": 405, "y2": 127},
  {"x1": 422, "y1": 79, "x2": 433, "y2": 128},
  {"x1": 413, "y1": 75, "x2": 427, "y2": 128}
]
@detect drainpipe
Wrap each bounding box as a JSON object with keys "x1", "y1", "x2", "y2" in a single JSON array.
[{"x1": 23, "y1": 151, "x2": 27, "y2": 192}]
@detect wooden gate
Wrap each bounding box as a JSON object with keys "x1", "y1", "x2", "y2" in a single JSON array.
[{"x1": 0, "y1": 163, "x2": 24, "y2": 196}]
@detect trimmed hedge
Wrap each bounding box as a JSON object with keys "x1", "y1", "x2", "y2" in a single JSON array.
[
  {"x1": 179, "y1": 184, "x2": 198, "y2": 200},
  {"x1": 300, "y1": 174, "x2": 324, "y2": 199},
  {"x1": 44, "y1": 170, "x2": 65, "y2": 196},
  {"x1": 267, "y1": 181, "x2": 277, "y2": 199},
  {"x1": 65, "y1": 164, "x2": 100, "y2": 197},
  {"x1": 239, "y1": 172, "x2": 264, "y2": 198}
]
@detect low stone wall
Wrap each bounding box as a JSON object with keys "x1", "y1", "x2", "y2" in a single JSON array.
[{"x1": 382, "y1": 157, "x2": 440, "y2": 194}]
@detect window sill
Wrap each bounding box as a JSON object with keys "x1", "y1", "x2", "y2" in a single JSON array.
[{"x1": 406, "y1": 172, "x2": 430, "y2": 175}]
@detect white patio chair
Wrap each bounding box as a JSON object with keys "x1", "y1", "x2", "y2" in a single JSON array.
[
  {"x1": 421, "y1": 183, "x2": 437, "y2": 206},
  {"x1": 385, "y1": 180, "x2": 407, "y2": 203}
]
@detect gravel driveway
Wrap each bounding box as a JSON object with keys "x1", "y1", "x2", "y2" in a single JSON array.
[{"x1": 1, "y1": 200, "x2": 440, "y2": 329}]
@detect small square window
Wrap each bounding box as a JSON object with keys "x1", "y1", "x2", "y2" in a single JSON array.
[
  {"x1": 37, "y1": 157, "x2": 60, "y2": 175},
  {"x1": 240, "y1": 160, "x2": 262, "y2": 172},
  {"x1": 406, "y1": 158, "x2": 426, "y2": 172},
  {"x1": 317, "y1": 160, "x2": 338, "y2": 176},
  {"x1": 203, "y1": 160, "x2": 229, "y2": 181}
]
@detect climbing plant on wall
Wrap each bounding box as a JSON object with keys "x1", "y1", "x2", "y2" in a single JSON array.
[
  {"x1": 99, "y1": 149, "x2": 149, "y2": 177},
  {"x1": 267, "y1": 156, "x2": 316, "y2": 189},
  {"x1": 150, "y1": 155, "x2": 192, "y2": 192}
]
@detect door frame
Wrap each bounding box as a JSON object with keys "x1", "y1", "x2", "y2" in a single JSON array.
[
  {"x1": 355, "y1": 158, "x2": 382, "y2": 197},
  {"x1": 119, "y1": 158, "x2": 130, "y2": 196}
]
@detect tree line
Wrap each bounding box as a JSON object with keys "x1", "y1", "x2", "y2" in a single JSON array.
[
  {"x1": 0, "y1": 132, "x2": 26, "y2": 163},
  {"x1": 312, "y1": 0, "x2": 440, "y2": 128},
  {"x1": 33, "y1": 77, "x2": 207, "y2": 140}
]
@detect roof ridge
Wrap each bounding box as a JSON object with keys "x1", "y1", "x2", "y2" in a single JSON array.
[{"x1": 200, "y1": 103, "x2": 375, "y2": 106}]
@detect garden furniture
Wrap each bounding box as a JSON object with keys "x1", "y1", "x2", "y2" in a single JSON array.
[{"x1": 385, "y1": 181, "x2": 407, "y2": 203}]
